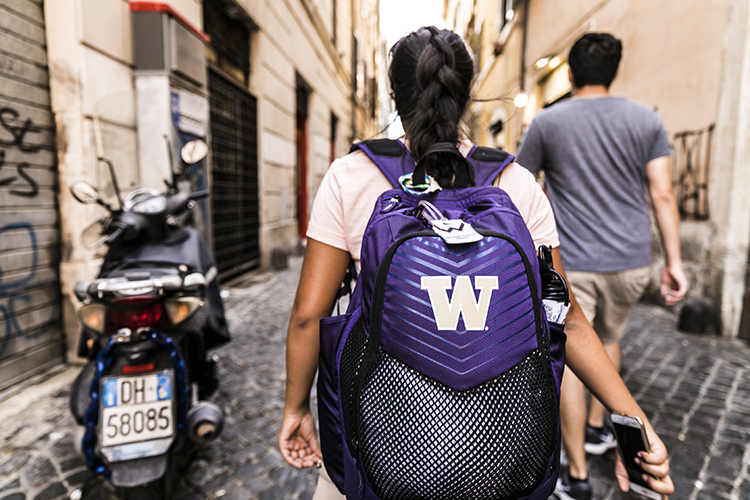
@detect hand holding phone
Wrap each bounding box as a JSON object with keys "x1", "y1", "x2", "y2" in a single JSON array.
[{"x1": 610, "y1": 414, "x2": 666, "y2": 500}]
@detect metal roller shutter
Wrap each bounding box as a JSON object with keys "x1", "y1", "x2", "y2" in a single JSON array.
[
  {"x1": 207, "y1": 68, "x2": 260, "y2": 282},
  {"x1": 0, "y1": 0, "x2": 63, "y2": 391}
]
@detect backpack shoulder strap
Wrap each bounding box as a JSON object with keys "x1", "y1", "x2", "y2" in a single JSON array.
[
  {"x1": 466, "y1": 146, "x2": 516, "y2": 186},
  {"x1": 350, "y1": 140, "x2": 515, "y2": 188},
  {"x1": 349, "y1": 139, "x2": 414, "y2": 189}
]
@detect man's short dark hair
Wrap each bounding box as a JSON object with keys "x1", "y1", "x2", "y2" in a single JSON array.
[{"x1": 568, "y1": 33, "x2": 622, "y2": 88}]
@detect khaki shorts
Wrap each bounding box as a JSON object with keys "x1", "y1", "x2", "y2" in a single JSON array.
[{"x1": 565, "y1": 266, "x2": 652, "y2": 344}]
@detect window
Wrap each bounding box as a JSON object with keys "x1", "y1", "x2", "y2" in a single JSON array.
[
  {"x1": 204, "y1": 0, "x2": 251, "y2": 85},
  {"x1": 330, "y1": 112, "x2": 338, "y2": 164},
  {"x1": 501, "y1": 0, "x2": 514, "y2": 29},
  {"x1": 332, "y1": 0, "x2": 337, "y2": 46},
  {"x1": 296, "y1": 75, "x2": 311, "y2": 238},
  {"x1": 352, "y1": 34, "x2": 359, "y2": 95},
  {"x1": 369, "y1": 77, "x2": 377, "y2": 120}
]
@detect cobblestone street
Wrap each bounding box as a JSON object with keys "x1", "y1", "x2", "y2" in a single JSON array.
[{"x1": 3, "y1": 255, "x2": 750, "y2": 500}]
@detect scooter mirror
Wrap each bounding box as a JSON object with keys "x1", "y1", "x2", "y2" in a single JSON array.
[
  {"x1": 70, "y1": 181, "x2": 101, "y2": 205},
  {"x1": 181, "y1": 139, "x2": 209, "y2": 165}
]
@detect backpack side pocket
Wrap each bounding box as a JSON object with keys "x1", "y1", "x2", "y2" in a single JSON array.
[
  {"x1": 318, "y1": 308, "x2": 361, "y2": 493},
  {"x1": 547, "y1": 321, "x2": 567, "y2": 393}
]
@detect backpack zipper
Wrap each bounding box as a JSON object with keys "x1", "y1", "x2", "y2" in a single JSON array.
[{"x1": 380, "y1": 195, "x2": 401, "y2": 213}]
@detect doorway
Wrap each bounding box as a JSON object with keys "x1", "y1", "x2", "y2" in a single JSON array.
[
  {"x1": 207, "y1": 69, "x2": 260, "y2": 281},
  {"x1": 296, "y1": 77, "x2": 311, "y2": 238}
]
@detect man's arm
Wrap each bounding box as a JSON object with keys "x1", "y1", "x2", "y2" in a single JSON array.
[
  {"x1": 516, "y1": 120, "x2": 545, "y2": 175},
  {"x1": 646, "y1": 156, "x2": 688, "y2": 305}
]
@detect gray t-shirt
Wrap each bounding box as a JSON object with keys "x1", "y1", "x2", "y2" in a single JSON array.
[{"x1": 516, "y1": 97, "x2": 672, "y2": 272}]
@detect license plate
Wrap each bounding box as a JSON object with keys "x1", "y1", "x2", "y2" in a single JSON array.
[{"x1": 100, "y1": 370, "x2": 174, "y2": 448}]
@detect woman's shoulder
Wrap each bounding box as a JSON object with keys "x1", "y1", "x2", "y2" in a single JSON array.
[
  {"x1": 496, "y1": 161, "x2": 548, "y2": 211},
  {"x1": 323, "y1": 149, "x2": 392, "y2": 202},
  {"x1": 498, "y1": 160, "x2": 539, "y2": 188},
  {"x1": 329, "y1": 149, "x2": 379, "y2": 176}
]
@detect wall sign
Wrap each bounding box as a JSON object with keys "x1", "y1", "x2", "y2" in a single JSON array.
[{"x1": 171, "y1": 90, "x2": 208, "y2": 137}]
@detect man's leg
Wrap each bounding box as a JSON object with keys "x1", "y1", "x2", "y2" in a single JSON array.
[
  {"x1": 584, "y1": 266, "x2": 651, "y2": 453},
  {"x1": 556, "y1": 272, "x2": 598, "y2": 499},
  {"x1": 560, "y1": 368, "x2": 588, "y2": 480},
  {"x1": 558, "y1": 366, "x2": 594, "y2": 500},
  {"x1": 587, "y1": 341, "x2": 621, "y2": 428}
]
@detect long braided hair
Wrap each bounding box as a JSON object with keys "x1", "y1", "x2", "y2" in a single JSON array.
[{"x1": 389, "y1": 26, "x2": 475, "y2": 187}]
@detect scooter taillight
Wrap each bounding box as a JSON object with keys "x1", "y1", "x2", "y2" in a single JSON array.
[{"x1": 106, "y1": 297, "x2": 170, "y2": 333}]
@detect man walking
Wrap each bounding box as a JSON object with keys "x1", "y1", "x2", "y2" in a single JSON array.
[{"x1": 516, "y1": 33, "x2": 687, "y2": 500}]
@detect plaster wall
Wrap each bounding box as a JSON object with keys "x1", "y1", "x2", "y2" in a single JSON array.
[
  {"x1": 478, "y1": 0, "x2": 726, "y2": 150},
  {"x1": 45, "y1": 0, "x2": 383, "y2": 363},
  {"x1": 46, "y1": 0, "x2": 142, "y2": 364},
  {"x1": 46, "y1": 0, "x2": 203, "y2": 363},
  {"x1": 237, "y1": 0, "x2": 379, "y2": 265},
  {"x1": 469, "y1": 0, "x2": 729, "y2": 324},
  {"x1": 706, "y1": 0, "x2": 750, "y2": 337}
]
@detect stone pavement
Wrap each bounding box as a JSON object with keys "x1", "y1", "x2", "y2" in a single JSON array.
[
  {"x1": 2, "y1": 254, "x2": 750, "y2": 500},
  {"x1": 585, "y1": 304, "x2": 750, "y2": 500}
]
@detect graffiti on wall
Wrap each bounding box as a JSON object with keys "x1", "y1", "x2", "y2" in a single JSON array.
[
  {"x1": 0, "y1": 106, "x2": 57, "y2": 357},
  {"x1": 672, "y1": 125, "x2": 714, "y2": 221},
  {"x1": 0, "y1": 108, "x2": 41, "y2": 197}
]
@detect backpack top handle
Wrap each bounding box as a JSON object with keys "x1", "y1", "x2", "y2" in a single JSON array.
[{"x1": 412, "y1": 142, "x2": 473, "y2": 188}]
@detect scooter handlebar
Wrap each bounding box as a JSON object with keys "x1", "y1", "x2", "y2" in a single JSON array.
[
  {"x1": 189, "y1": 191, "x2": 209, "y2": 200},
  {"x1": 165, "y1": 191, "x2": 208, "y2": 215},
  {"x1": 104, "y1": 226, "x2": 125, "y2": 245}
]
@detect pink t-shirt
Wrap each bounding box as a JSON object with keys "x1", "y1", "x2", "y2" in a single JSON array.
[{"x1": 307, "y1": 140, "x2": 559, "y2": 268}]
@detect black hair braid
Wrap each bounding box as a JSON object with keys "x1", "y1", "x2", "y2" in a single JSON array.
[{"x1": 389, "y1": 27, "x2": 475, "y2": 187}]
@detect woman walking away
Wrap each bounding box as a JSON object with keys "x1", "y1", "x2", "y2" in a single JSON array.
[{"x1": 278, "y1": 26, "x2": 674, "y2": 500}]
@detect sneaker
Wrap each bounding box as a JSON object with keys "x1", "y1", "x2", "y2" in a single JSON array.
[
  {"x1": 554, "y1": 470, "x2": 592, "y2": 500},
  {"x1": 584, "y1": 423, "x2": 618, "y2": 455}
]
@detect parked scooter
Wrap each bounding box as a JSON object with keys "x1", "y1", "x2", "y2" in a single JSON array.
[{"x1": 69, "y1": 142, "x2": 229, "y2": 499}]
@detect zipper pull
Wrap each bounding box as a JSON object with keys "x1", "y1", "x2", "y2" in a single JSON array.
[
  {"x1": 410, "y1": 205, "x2": 431, "y2": 228},
  {"x1": 380, "y1": 196, "x2": 401, "y2": 213}
]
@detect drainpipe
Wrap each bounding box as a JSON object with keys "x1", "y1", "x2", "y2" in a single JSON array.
[
  {"x1": 350, "y1": 0, "x2": 357, "y2": 143},
  {"x1": 520, "y1": 1, "x2": 528, "y2": 92}
]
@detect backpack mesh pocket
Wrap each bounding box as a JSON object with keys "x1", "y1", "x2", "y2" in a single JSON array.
[
  {"x1": 353, "y1": 346, "x2": 558, "y2": 500},
  {"x1": 340, "y1": 317, "x2": 368, "y2": 453}
]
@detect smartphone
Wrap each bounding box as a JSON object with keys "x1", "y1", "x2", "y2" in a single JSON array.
[{"x1": 610, "y1": 414, "x2": 665, "y2": 500}]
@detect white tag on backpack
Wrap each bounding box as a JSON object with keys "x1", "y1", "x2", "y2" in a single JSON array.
[
  {"x1": 542, "y1": 299, "x2": 570, "y2": 324},
  {"x1": 431, "y1": 219, "x2": 483, "y2": 245}
]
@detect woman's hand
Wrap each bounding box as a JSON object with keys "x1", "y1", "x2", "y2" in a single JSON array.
[
  {"x1": 614, "y1": 423, "x2": 674, "y2": 498},
  {"x1": 279, "y1": 407, "x2": 322, "y2": 468},
  {"x1": 281, "y1": 239, "x2": 350, "y2": 468}
]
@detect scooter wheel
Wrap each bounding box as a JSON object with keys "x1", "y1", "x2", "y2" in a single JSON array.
[
  {"x1": 80, "y1": 464, "x2": 173, "y2": 500},
  {"x1": 80, "y1": 474, "x2": 119, "y2": 500},
  {"x1": 116, "y1": 458, "x2": 174, "y2": 500},
  {"x1": 116, "y1": 479, "x2": 168, "y2": 500}
]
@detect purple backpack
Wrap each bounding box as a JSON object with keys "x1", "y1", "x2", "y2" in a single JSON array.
[{"x1": 318, "y1": 139, "x2": 566, "y2": 500}]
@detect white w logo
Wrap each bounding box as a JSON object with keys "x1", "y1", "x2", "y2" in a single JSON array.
[{"x1": 421, "y1": 276, "x2": 499, "y2": 331}]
